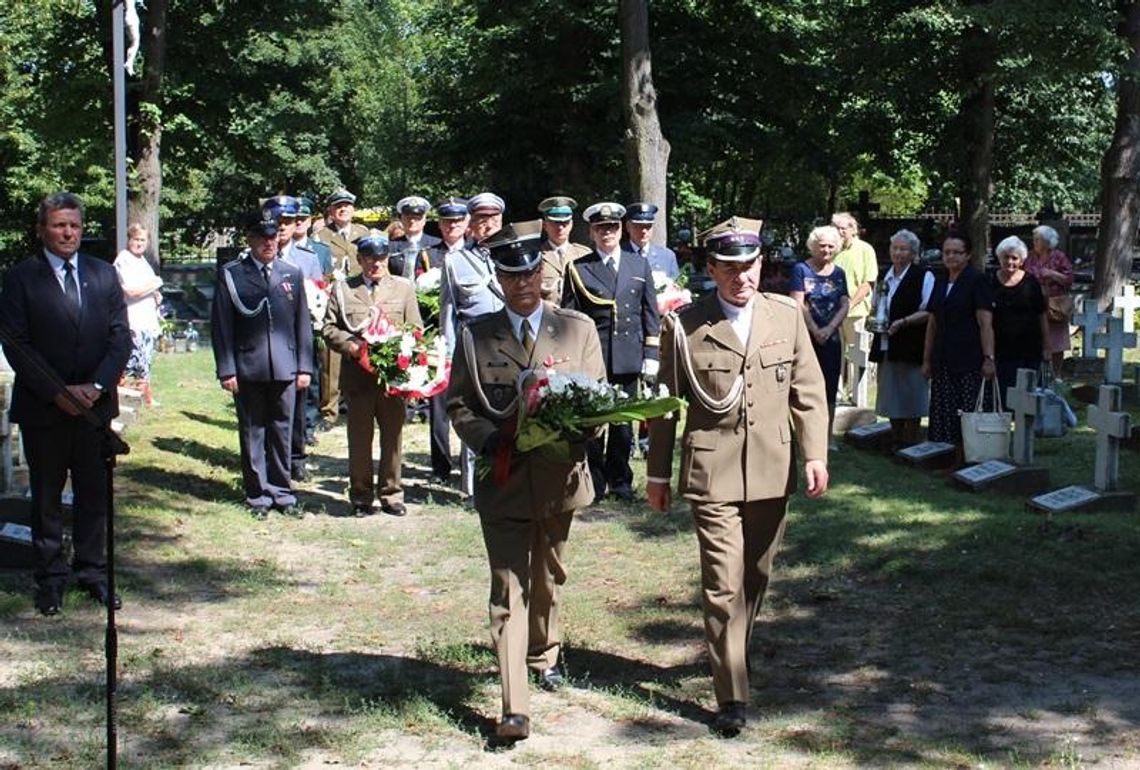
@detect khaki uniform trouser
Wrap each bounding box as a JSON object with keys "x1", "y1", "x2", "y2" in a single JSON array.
[
  {"x1": 692, "y1": 497, "x2": 787, "y2": 706},
  {"x1": 480, "y1": 509, "x2": 573, "y2": 717},
  {"x1": 346, "y1": 388, "x2": 405, "y2": 506},
  {"x1": 319, "y1": 342, "x2": 341, "y2": 422}
]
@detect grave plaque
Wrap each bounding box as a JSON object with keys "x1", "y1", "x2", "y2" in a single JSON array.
[
  {"x1": 896, "y1": 440, "x2": 956, "y2": 469},
  {"x1": 1028, "y1": 485, "x2": 1101, "y2": 513},
  {"x1": 846, "y1": 420, "x2": 893, "y2": 452},
  {"x1": 954, "y1": 460, "x2": 1015, "y2": 484}
]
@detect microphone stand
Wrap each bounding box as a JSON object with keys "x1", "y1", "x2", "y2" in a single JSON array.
[{"x1": 0, "y1": 321, "x2": 128, "y2": 769}]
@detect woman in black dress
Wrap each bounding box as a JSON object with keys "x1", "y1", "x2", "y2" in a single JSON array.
[
  {"x1": 922, "y1": 234, "x2": 996, "y2": 455},
  {"x1": 991, "y1": 236, "x2": 1048, "y2": 399}
]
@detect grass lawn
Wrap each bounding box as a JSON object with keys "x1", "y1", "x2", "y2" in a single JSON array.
[{"x1": 1, "y1": 348, "x2": 1139, "y2": 769}]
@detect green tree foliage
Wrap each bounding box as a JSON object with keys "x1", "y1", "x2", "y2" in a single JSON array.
[{"x1": 0, "y1": 0, "x2": 1129, "y2": 264}]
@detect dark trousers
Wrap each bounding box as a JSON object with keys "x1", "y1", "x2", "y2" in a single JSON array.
[
  {"x1": 587, "y1": 374, "x2": 637, "y2": 498},
  {"x1": 22, "y1": 420, "x2": 108, "y2": 589},
  {"x1": 235, "y1": 380, "x2": 296, "y2": 508},
  {"x1": 812, "y1": 333, "x2": 842, "y2": 409},
  {"x1": 291, "y1": 338, "x2": 321, "y2": 465},
  {"x1": 429, "y1": 392, "x2": 451, "y2": 478}
]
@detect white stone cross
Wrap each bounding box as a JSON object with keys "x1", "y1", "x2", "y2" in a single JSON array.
[
  {"x1": 1112, "y1": 283, "x2": 1140, "y2": 334},
  {"x1": 844, "y1": 330, "x2": 873, "y2": 408},
  {"x1": 1088, "y1": 384, "x2": 1132, "y2": 492},
  {"x1": 1005, "y1": 368, "x2": 1042, "y2": 465},
  {"x1": 1092, "y1": 316, "x2": 1138, "y2": 385},
  {"x1": 1073, "y1": 297, "x2": 1108, "y2": 358}
]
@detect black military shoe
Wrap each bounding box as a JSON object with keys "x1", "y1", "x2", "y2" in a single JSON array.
[{"x1": 711, "y1": 701, "x2": 747, "y2": 736}]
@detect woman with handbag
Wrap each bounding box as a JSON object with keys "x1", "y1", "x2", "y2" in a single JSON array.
[
  {"x1": 922, "y1": 234, "x2": 996, "y2": 463},
  {"x1": 991, "y1": 236, "x2": 1049, "y2": 400},
  {"x1": 1025, "y1": 225, "x2": 1074, "y2": 374}
]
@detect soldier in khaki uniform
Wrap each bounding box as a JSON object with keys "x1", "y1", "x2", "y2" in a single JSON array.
[
  {"x1": 646, "y1": 219, "x2": 830, "y2": 736},
  {"x1": 447, "y1": 221, "x2": 606, "y2": 742},
  {"x1": 314, "y1": 188, "x2": 371, "y2": 429},
  {"x1": 322, "y1": 236, "x2": 422, "y2": 517},
  {"x1": 536, "y1": 196, "x2": 590, "y2": 301}
]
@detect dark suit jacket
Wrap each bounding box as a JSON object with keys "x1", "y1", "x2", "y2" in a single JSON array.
[
  {"x1": 0, "y1": 252, "x2": 131, "y2": 427},
  {"x1": 928, "y1": 263, "x2": 994, "y2": 376},
  {"x1": 389, "y1": 234, "x2": 443, "y2": 279},
  {"x1": 561, "y1": 248, "x2": 661, "y2": 377},
  {"x1": 211, "y1": 256, "x2": 314, "y2": 382}
]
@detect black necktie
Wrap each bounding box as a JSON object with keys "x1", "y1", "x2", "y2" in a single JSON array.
[
  {"x1": 604, "y1": 255, "x2": 617, "y2": 280},
  {"x1": 62, "y1": 260, "x2": 80, "y2": 311},
  {"x1": 262, "y1": 264, "x2": 272, "y2": 285}
]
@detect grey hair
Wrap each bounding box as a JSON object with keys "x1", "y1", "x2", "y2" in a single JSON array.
[
  {"x1": 890, "y1": 229, "x2": 921, "y2": 259},
  {"x1": 807, "y1": 225, "x2": 841, "y2": 253},
  {"x1": 1032, "y1": 225, "x2": 1059, "y2": 249},
  {"x1": 831, "y1": 211, "x2": 858, "y2": 229},
  {"x1": 37, "y1": 191, "x2": 85, "y2": 226},
  {"x1": 995, "y1": 235, "x2": 1029, "y2": 260}
]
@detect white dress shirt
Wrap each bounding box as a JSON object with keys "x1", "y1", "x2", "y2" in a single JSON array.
[{"x1": 717, "y1": 294, "x2": 755, "y2": 349}]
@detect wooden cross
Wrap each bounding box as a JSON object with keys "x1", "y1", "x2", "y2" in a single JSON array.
[
  {"x1": 1092, "y1": 316, "x2": 1138, "y2": 385},
  {"x1": 1073, "y1": 297, "x2": 1107, "y2": 358},
  {"x1": 1112, "y1": 283, "x2": 1140, "y2": 334},
  {"x1": 1005, "y1": 368, "x2": 1042, "y2": 466},
  {"x1": 844, "y1": 330, "x2": 872, "y2": 408},
  {"x1": 1088, "y1": 384, "x2": 1131, "y2": 492},
  {"x1": 845, "y1": 190, "x2": 880, "y2": 225}
]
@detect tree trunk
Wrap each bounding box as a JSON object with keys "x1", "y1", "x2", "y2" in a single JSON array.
[
  {"x1": 619, "y1": 0, "x2": 670, "y2": 245},
  {"x1": 127, "y1": 0, "x2": 168, "y2": 269},
  {"x1": 958, "y1": 24, "x2": 996, "y2": 268},
  {"x1": 1094, "y1": 1, "x2": 1140, "y2": 309}
]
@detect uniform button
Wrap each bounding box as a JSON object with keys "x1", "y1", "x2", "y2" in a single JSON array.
[
  {"x1": 748, "y1": 420, "x2": 755, "y2": 426},
  {"x1": 747, "y1": 381, "x2": 753, "y2": 388},
  {"x1": 747, "y1": 400, "x2": 753, "y2": 407}
]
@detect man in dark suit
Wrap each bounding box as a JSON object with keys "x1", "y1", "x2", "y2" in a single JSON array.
[
  {"x1": 562, "y1": 201, "x2": 660, "y2": 502},
  {"x1": 388, "y1": 195, "x2": 442, "y2": 280},
  {"x1": 0, "y1": 191, "x2": 131, "y2": 616},
  {"x1": 211, "y1": 210, "x2": 314, "y2": 519}
]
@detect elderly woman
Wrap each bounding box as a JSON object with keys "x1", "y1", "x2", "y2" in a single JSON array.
[
  {"x1": 991, "y1": 236, "x2": 1048, "y2": 399},
  {"x1": 790, "y1": 225, "x2": 849, "y2": 444},
  {"x1": 922, "y1": 234, "x2": 996, "y2": 456},
  {"x1": 113, "y1": 223, "x2": 163, "y2": 406},
  {"x1": 869, "y1": 229, "x2": 934, "y2": 447},
  {"x1": 1025, "y1": 225, "x2": 1074, "y2": 373}
]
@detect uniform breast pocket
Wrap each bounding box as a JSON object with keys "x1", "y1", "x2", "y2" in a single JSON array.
[
  {"x1": 479, "y1": 362, "x2": 517, "y2": 412},
  {"x1": 456, "y1": 277, "x2": 487, "y2": 302},
  {"x1": 758, "y1": 346, "x2": 794, "y2": 393},
  {"x1": 691, "y1": 353, "x2": 740, "y2": 400},
  {"x1": 380, "y1": 300, "x2": 405, "y2": 323}
]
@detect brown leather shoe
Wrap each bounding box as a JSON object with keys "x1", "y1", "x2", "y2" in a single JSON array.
[
  {"x1": 496, "y1": 713, "x2": 530, "y2": 740},
  {"x1": 712, "y1": 701, "x2": 746, "y2": 736}
]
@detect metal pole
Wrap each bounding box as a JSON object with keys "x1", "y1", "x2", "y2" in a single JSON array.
[{"x1": 113, "y1": 0, "x2": 128, "y2": 254}]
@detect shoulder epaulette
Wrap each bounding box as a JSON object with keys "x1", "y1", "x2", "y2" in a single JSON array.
[{"x1": 761, "y1": 292, "x2": 798, "y2": 309}]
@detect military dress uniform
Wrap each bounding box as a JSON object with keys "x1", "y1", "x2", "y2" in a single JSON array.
[
  {"x1": 322, "y1": 247, "x2": 422, "y2": 514},
  {"x1": 211, "y1": 224, "x2": 314, "y2": 512},
  {"x1": 647, "y1": 226, "x2": 828, "y2": 726},
  {"x1": 562, "y1": 203, "x2": 660, "y2": 500},
  {"x1": 440, "y1": 235, "x2": 505, "y2": 497},
  {"x1": 314, "y1": 192, "x2": 371, "y2": 426},
  {"x1": 536, "y1": 196, "x2": 591, "y2": 301},
  {"x1": 447, "y1": 224, "x2": 606, "y2": 737}
]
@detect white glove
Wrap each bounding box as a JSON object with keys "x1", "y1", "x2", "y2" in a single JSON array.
[{"x1": 641, "y1": 358, "x2": 660, "y2": 379}]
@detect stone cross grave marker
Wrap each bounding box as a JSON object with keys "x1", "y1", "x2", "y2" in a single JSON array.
[
  {"x1": 1112, "y1": 283, "x2": 1139, "y2": 334},
  {"x1": 844, "y1": 329, "x2": 872, "y2": 408},
  {"x1": 1092, "y1": 316, "x2": 1137, "y2": 385},
  {"x1": 1073, "y1": 297, "x2": 1108, "y2": 359},
  {"x1": 1006, "y1": 368, "x2": 1042, "y2": 465},
  {"x1": 1088, "y1": 384, "x2": 1131, "y2": 492}
]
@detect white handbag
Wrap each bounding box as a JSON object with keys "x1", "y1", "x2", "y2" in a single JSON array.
[{"x1": 960, "y1": 379, "x2": 1011, "y2": 463}]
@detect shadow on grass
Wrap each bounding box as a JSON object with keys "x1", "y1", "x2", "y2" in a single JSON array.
[
  {"x1": 0, "y1": 645, "x2": 502, "y2": 766},
  {"x1": 152, "y1": 436, "x2": 242, "y2": 469},
  {"x1": 120, "y1": 466, "x2": 237, "y2": 505},
  {"x1": 179, "y1": 410, "x2": 239, "y2": 432}
]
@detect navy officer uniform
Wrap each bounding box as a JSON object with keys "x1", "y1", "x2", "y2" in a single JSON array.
[
  {"x1": 623, "y1": 202, "x2": 680, "y2": 279},
  {"x1": 211, "y1": 211, "x2": 314, "y2": 517},
  {"x1": 561, "y1": 201, "x2": 661, "y2": 501},
  {"x1": 388, "y1": 195, "x2": 442, "y2": 280}
]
